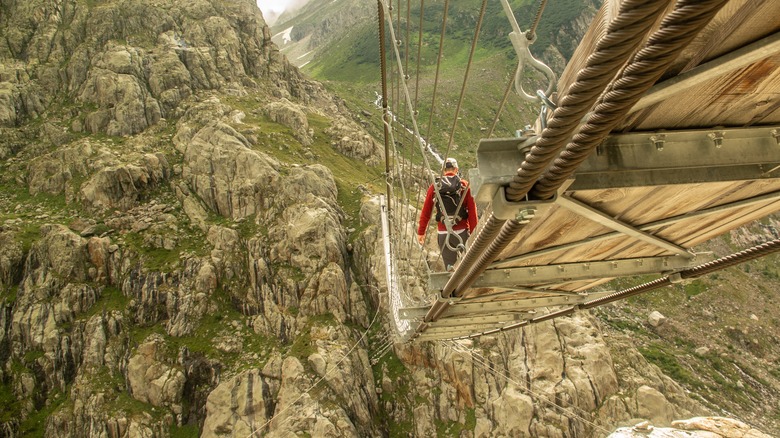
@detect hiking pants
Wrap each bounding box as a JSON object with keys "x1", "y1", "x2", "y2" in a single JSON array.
[{"x1": 438, "y1": 229, "x2": 469, "y2": 269}]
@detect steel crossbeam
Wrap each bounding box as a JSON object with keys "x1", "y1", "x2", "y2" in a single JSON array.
[
  {"x1": 429, "y1": 255, "x2": 700, "y2": 290},
  {"x1": 426, "y1": 313, "x2": 527, "y2": 328},
  {"x1": 571, "y1": 125, "x2": 780, "y2": 190},
  {"x1": 473, "y1": 125, "x2": 780, "y2": 204},
  {"x1": 400, "y1": 291, "x2": 612, "y2": 321},
  {"x1": 413, "y1": 323, "x2": 509, "y2": 338},
  {"x1": 556, "y1": 196, "x2": 691, "y2": 257}
]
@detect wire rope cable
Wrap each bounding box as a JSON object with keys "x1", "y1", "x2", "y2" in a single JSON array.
[
  {"x1": 440, "y1": 0, "x2": 489, "y2": 168},
  {"x1": 487, "y1": 63, "x2": 521, "y2": 139},
  {"x1": 526, "y1": 0, "x2": 549, "y2": 41},
  {"x1": 531, "y1": 0, "x2": 732, "y2": 200},
  {"x1": 442, "y1": 339, "x2": 614, "y2": 436},
  {"x1": 423, "y1": 0, "x2": 451, "y2": 144},
  {"x1": 247, "y1": 302, "x2": 383, "y2": 437}
]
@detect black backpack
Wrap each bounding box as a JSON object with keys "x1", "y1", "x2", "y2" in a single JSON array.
[{"x1": 434, "y1": 175, "x2": 467, "y2": 223}]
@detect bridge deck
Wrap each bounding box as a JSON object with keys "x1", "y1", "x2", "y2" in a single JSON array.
[{"x1": 412, "y1": 0, "x2": 780, "y2": 341}]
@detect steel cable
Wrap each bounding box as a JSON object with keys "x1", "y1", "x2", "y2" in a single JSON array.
[
  {"x1": 506, "y1": 0, "x2": 671, "y2": 202},
  {"x1": 487, "y1": 62, "x2": 520, "y2": 139},
  {"x1": 424, "y1": 0, "x2": 451, "y2": 143},
  {"x1": 441, "y1": 0, "x2": 489, "y2": 168},
  {"x1": 441, "y1": 0, "x2": 673, "y2": 302},
  {"x1": 583, "y1": 237, "x2": 780, "y2": 309},
  {"x1": 443, "y1": 339, "x2": 614, "y2": 436},
  {"x1": 531, "y1": 0, "x2": 731, "y2": 200},
  {"x1": 526, "y1": 0, "x2": 550, "y2": 40}
]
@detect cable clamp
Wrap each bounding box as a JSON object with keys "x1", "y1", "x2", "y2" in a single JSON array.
[
  {"x1": 668, "y1": 272, "x2": 684, "y2": 284},
  {"x1": 437, "y1": 291, "x2": 462, "y2": 304},
  {"x1": 491, "y1": 186, "x2": 555, "y2": 221}
]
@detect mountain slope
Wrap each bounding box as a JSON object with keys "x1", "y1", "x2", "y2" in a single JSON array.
[{"x1": 0, "y1": 0, "x2": 777, "y2": 436}]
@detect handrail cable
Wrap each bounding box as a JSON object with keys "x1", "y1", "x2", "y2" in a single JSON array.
[
  {"x1": 413, "y1": 0, "x2": 425, "y2": 110},
  {"x1": 531, "y1": 0, "x2": 731, "y2": 200},
  {"x1": 448, "y1": 237, "x2": 780, "y2": 341},
  {"x1": 487, "y1": 62, "x2": 521, "y2": 139},
  {"x1": 249, "y1": 301, "x2": 382, "y2": 437},
  {"x1": 379, "y1": 0, "x2": 464, "y2": 264},
  {"x1": 443, "y1": 339, "x2": 613, "y2": 436},
  {"x1": 526, "y1": 0, "x2": 550, "y2": 41},
  {"x1": 423, "y1": 0, "x2": 451, "y2": 144},
  {"x1": 378, "y1": 0, "x2": 393, "y2": 213},
  {"x1": 413, "y1": 0, "x2": 673, "y2": 339},
  {"x1": 440, "y1": 0, "x2": 489, "y2": 169}
]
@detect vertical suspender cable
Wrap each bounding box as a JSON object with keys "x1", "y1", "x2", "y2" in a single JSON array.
[
  {"x1": 378, "y1": 0, "x2": 392, "y2": 213},
  {"x1": 414, "y1": 0, "x2": 675, "y2": 335},
  {"x1": 440, "y1": 0, "x2": 489, "y2": 165},
  {"x1": 424, "y1": 0, "x2": 450, "y2": 144}
]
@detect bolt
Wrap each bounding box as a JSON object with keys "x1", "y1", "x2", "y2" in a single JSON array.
[
  {"x1": 708, "y1": 131, "x2": 725, "y2": 148},
  {"x1": 650, "y1": 134, "x2": 665, "y2": 151}
]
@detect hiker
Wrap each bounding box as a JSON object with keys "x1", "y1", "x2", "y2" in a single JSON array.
[{"x1": 416, "y1": 158, "x2": 478, "y2": 270}]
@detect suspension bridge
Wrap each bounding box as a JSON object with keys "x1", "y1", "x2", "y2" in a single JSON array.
[{"x1": 377, "y1": 0, "x2": 780, "y2": 343}]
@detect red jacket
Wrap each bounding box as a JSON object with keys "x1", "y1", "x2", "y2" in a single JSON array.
[{"x1": 417, "y1": 177, "x2": 478, "y2": 235}]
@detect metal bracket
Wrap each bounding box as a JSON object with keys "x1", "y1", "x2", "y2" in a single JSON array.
[
  {"x1": 491, "y1": 186, "x2": 556, "y2": 221},
  {"x1": 668, "y1": 272, "x2": 685, "y2": 284}
]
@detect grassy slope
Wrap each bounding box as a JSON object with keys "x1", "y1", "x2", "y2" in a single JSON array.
[
  {"x1": 598, "y1": 237, "x2": 780, "y2": 433},
  {"x1": 292, "y1": 0, "x2": 780, "y2": 434},
  {"x1": 299, "y1": 0, "x2": 578, "y2": 170}
]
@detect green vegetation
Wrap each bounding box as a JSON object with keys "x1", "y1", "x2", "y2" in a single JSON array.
[
  {"x1": 370, "y1": 334, "x2": 415, "y2": 436},
  {"x1": 639, "y1": 343, "x2": 702, "y2": 389},
  {"x1": 170, "y1": 423, "x2": 199, "y2": 438},
  {"x1": 683, "y1": 279, "x2": 707, "y2": 298},
  {"x1": 602, "y1": 317, "x2": 644, "y2": 334},
  {"x1": 1, "y1": 285, "x2": 19, "y2": 305},
  {"x1": 80, "y1": 286, "x2": 130, "y2": 320},
  {"x1": 18, "y1": 390, "x2": 67, "y2": 437},
  {"x1": 435, "y1": 408, "x2": 476, "y2": 437},
  {"x1": 0, "y1": 383, "x2": 21, "y2": 423},
  {"x1": 288, "y1": 313, "x2": 339, "y2": 360},
  {"x1": 122, "y1": 224, "x2": 209, "y2": 273}
]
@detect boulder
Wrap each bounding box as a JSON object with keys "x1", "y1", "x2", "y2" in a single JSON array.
[
  {"x1": 127, "y1": 335, "x2": 185, "y2": 413},
  {"x1": 648, "y1": 311, "x2": 667, "y2": 327},
  {"x1": 265, "y1": 99, "x2": 311, "y2": 145},
  {"x1": 608, "y1": 416, "x2": 773, "y2": 437},
  {"x1": 326, "y1": 117, "x2": 383, "y2": 165},
  {"x1": 635, "y1": 385, "x2": 674, "y2": 424},
  {"x1": 80, "y1": 153, "x2": 170, "y2": 211},
  {"x1": 178, "y1": 121, "x2": 280, "y2": 219}
]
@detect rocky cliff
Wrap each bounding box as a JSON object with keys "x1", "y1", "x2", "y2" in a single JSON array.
[{"x1": 0, "y1": 0, "x2": 774, "y2": 437}]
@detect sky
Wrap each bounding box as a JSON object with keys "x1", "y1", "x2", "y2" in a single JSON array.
[{"x1": 257, "y1": 0, "x2": 292, "y2": 15}]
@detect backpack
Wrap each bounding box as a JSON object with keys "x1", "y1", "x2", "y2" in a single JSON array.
[{"x1": 434, "y1": 175, "x2": 467, "y2": 223}]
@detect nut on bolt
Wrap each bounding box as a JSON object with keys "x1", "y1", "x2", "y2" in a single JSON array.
[{"x1": 515, "y1": 208, "x2": 536, "y2": 223}]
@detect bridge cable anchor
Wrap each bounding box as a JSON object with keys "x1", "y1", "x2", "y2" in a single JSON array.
[{"x1": 500, "y1": 0, "x2": 556, "y2": 103}]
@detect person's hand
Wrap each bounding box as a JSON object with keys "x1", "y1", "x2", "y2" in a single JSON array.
[{"x1": 417, "y1": 234, "x2": 425, "y2": 245}]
